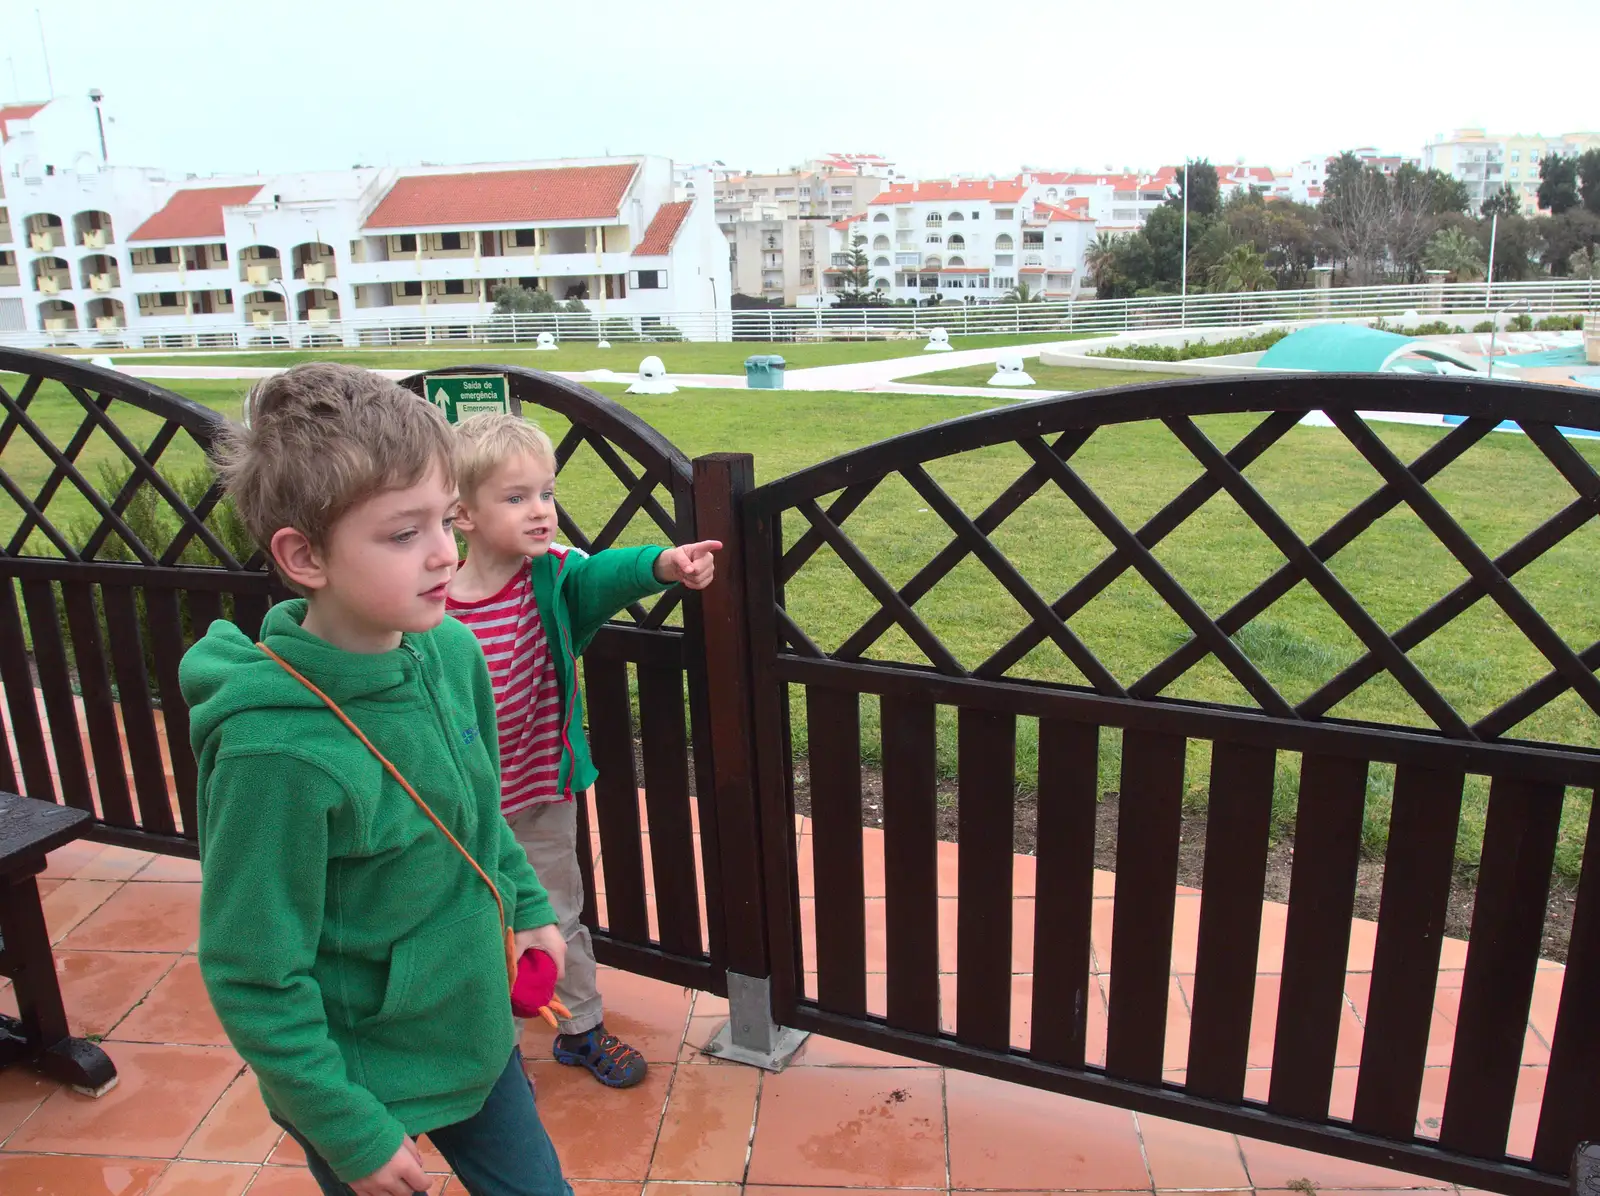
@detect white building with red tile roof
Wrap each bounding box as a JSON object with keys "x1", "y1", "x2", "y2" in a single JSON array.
[
  {"x1": 1017, "y1": 169, "x2": 1178, "y2": 233},
  {"x1": 841, "y1": 178, "x2": 1090, "y2": 303},
  {"x1": 1, "y1": 113, "x2": 728, "y2": 341}
]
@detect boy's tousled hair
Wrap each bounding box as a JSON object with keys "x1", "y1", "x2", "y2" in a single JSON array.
[
  {"x1": 212, "y1": 363, "x2": 455, "y2": 558},
  {"x1": 453, "y1": 412, "x2": 556, "y2": 503}
]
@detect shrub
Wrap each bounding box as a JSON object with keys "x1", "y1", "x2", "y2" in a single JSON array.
[
  {"x1": 1507, "y1": 313, "x2": 1534, "y2": 332},
  {"x1": 55, "y1": 462, "x2": 257, "y2": 695},
  {"x1": 1473, "y1": 321, "x2": 1495, "y2": 333},
  {"x1": 1086, "y1": 327, "x2": 1290, "y2": 361},
  {"x1": 1536, "y1": 314, "x2": 1584, "y2": 331}
]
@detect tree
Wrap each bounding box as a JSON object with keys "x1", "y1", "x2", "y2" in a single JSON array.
[
  {"x1": 1477, "y1": 215, "x2": 1545, "y2": 281},
  {"x1": 1003, "y1": 280, "x2": 1044, "y2": 303},
  {"x1": 1207, "y1": 244, "x2": 1275, "y2": 292},
  {"x1": 831, "y1": 234, "x2": 884, "y2": 307},
  {"x1": 1422, "y1": 227, "x2": 1485, "y2": 281},
  {"x1": 1537, "y1": 154, "x2": 1581, "y2": 215},
  {"x1": 1534, "y1": 209, "x2": 1600, "y2": 274},
  {"x1": 1579, "y1": 148, "x2": 1600, "y2": 215},
  {"x1": 1167, "y1": 159, "x2": 1221, "y2": 218},
  {"x1": 1480, "y1": 185, "x2": 1522, "y2": 218},
  {"x1": 1084, "y1": 232, "x2": 1121, "y2": 289},
  {"x1": 492, "y1": 283, "x2": 557, "y2": 314},
  {"x1": 1569, "y1": 246, "x2": 1599, "y2": 279}
]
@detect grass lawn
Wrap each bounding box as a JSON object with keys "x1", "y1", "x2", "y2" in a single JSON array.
[
  {"x1": 914, "y1": 360, "x2": 1198, "y2": 390},
  {"x1": 84, "y1": 332, "x2": 1090, "y2": 375},
  {"x1": 4, "y1": 370, "x2": 1595, "y2": 881}
]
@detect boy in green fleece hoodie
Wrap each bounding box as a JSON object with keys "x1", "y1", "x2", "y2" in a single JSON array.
[
  {"x1": 181, "y1": 363, "x2": 571, "y2": 1196},
  {"x1": 446, "y1": 414, "x2": 719, "y2": 1090}
]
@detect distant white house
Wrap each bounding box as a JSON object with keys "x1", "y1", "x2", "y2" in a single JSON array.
[{"x1": 0, "y1": 96, "x2": 728, "y2": 344}]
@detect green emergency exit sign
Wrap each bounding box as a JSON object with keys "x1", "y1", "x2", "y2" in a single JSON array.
[{"x1": 423, "y1": 374, "x2": 509, "y2": 423}]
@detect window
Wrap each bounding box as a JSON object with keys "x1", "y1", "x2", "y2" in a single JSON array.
[
  {"x1": 947, "y1": 277, "x2": 964, "y2": 288},
  {"x1": 948, "y1": 256, "x2": 964, "y2": 267},
  {"x1": 397, "y1": 234, "x2": 417, "y2": 253},
  {"x1": 518, "y1": 277, "x2": 538, "y2": 288},
  {"x1": 925, "y1": 213, "x2": 942, "y2": 226},
  {"x1": 400, "y1": 281, "x2": 422, "y2": 296},
  {"x1": 154, "y1": 247, "x2": 174, "y2": 264},
  {"x1": 1511, "y1": 169, "x2": 1519, "y2": 179},
  {"x1": 947, "y1": 234, "x2": 965, "y2": 249},
  {"x1": 514, "y1": 229, "x2": 537, "y2": 247},
  {"x1": 1112, "y1": 208, "x2": 1138, "y2": 221},
  {"x1": 874, "y1": 256, "x2": 890, "y2": 267},
  {"x1": 872, "y1": 235, "x2": 890, "y2": 249},
  {"x1": 995, "y1": 254, "x2": 1014, "y2": 267},
  {"x1": 214, "y1": 244, "x2": 229, "y2": 261},
  {"x1": 1511, "y1": 150, "x2": 1520, "y2": 162},
  {"x1": 995, "y1": 208, "x2": 1014, "y2": 220},
  {"x1": 971, "y1": 210, "x2": 980, "y2": 219},
  {"x1": 977, "y1": 276, "x2": 989, "y2": 288},
  {"x1": 159, "y1": 291, "x2": 177, "y2": 306},
  {"x1": 443, "y1": 279, "x2": 466, "y2": 295},
  {"x1": 995, "y1": 234, "x2": 1013, "y2": 250},
  {"x1": 800, "y1": 187, "x2": 811, "y2": 196},
  {"x1": 832, "y1": 187, "x2": 851, "y2": 196},
  {"x1": 440, "y1": 232, "x2": 463, "y2": 251},
  {"x1": 947, "y1": 211, "x2": 964, "y2": 221},
  {"x1": 993, "y1": 276, "x2": 1014, "y2": 290},
  {"x1": 630, "y1": 269, "x2": 666, "y2": 289},
  {"x1": 926, "y1": 233, "x2": 942, "y2": 243},
  {"x1": 872, "y1": 211, "x2": 888, "y2": 221}
]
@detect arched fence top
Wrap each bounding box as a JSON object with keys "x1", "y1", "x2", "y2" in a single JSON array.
[
  {"x1": 397, "y1": 364, "x2": 692, "y2": 492},
  {"x1": 748, "y1": 374, "x2": 1600, "y2": 514}
]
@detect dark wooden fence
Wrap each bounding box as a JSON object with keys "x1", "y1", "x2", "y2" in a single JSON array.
[
  {"x1": 733, "y1": 374, "x2": 1599, "y2": 1196},
  {"x1": 2, "y1": 349, "x2": 1597, "y2": 1194}
]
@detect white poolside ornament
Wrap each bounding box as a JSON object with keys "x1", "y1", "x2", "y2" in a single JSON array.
[
  {"x1": 923, "y1": 327, "x2": 952, "y2": 351},
  {"x1": 89, "y1": 355, "x2": 114, "y2": 369},
  {"x1": 626, "y1": 356, "x2": 677, "y2": 395},
  {"x1": 987, "y1": 354, "x2": 1035, "y2": 386},
  {"x1": 534, "y1": 331, "x2": 558, "y2": 350},
  {"x1": 597, "y1": 339, "x2": 611, "y2": 349}
]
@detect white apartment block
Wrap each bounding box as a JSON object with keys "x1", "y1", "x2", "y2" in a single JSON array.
[
  {"x1": 1424, "y1": 128, "x2": 1600, "y2": 213},
  {"x1": 1016, "y1": 169, "x2": 1177, "y2": 234},
  {"x1": 1, "y1": 97, "x2": 729, "y2": 345},
  {"x1": 833, "y1": 179, "x2": 1095, "y2": 303}
]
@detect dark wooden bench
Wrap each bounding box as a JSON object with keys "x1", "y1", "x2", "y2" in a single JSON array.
[{"x1": 0, "y1": 791, "x2": 118, "y2": 1095}]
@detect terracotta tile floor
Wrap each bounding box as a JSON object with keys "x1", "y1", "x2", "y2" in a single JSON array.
[{"x1": 0, "y1": 829, "x2": 1560, "y2": 1195}]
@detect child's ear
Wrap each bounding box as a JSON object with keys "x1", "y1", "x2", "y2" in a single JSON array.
[
  {"x1": 453, "y1": 501, "x2": 478, "y2": 534},
  {"x1": 269, "y1": 527, "x2": 328, "y2": 592}
]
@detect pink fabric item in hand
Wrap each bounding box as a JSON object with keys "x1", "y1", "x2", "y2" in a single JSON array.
[{"x1": 511, "y1": 949, "x2": 570, "y2": 1027}]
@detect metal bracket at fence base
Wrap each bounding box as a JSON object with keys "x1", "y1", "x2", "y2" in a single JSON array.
[
  {"x1": 699, "y1": 972, "x2": 807, "y2": 1072},
  {"x1": 1574, "y1": 1143, "x2": 1599, "y2": 1196}
]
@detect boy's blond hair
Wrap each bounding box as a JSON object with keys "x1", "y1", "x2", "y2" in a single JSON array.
[
  {"x1": 453, "y1": 412, "x2": 556, "y2": 503},
  {"x1": 213, "y1": 363, "x2": 454, "y2": 560}
]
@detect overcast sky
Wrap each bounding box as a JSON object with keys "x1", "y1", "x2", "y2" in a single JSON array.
[{"x1": 5, "y1": 0, "x2": 1597, "y2": 180}]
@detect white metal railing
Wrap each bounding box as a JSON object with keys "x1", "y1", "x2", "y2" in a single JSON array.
[{"x1": 0, "y1": 279, "x2": 1597, "y2": 352}]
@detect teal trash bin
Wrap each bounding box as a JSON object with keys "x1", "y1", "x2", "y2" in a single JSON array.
[{"x1": 744, "y1": 355, "x2": 787, "y2": 389}]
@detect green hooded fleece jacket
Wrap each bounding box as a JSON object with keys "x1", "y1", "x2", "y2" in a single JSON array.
[{"x1": 180, "y1": 601, "x2": 557, "y2": 1183}]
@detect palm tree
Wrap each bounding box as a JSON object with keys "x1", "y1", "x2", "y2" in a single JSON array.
[
  {"x1": 1207, "y1": 245, "x2": 1275, "y2": 293},
  {"x1": 1084, "y1": 232, "x2": 1120, "y2": 288},
  {"x1": 1422, "y1": 228, "x2": 1485, "y2": 282},
  {"x1": 1003, "y1": 280, "x2": 1044, "y2": 303}
]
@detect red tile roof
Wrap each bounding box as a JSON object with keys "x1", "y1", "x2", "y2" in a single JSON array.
[
  {"x1": 364, "y1": 164, "x2": 638, "y2": 230},
  {"x1": 0, "y1": 102, "x2": 47, "y2": 142},
  {"x1": 128, "y1": 185, "x2": 264, "y2": 242},
  {"x1": 1033, "y1": 202, "x2": 1094, "y2": 223},
  {"x1": 1024, "y1": 166, "x2": 1178, "y2": 192},
  {"x1": 870, "y1": 179, "x2": 1028, "y2": 205},
  {"x1": 828, "y1": 213, "x2": 867, "y2": 231},
  {"x1": 633, "y1": 200, "x2": 693, "y2": 256}
]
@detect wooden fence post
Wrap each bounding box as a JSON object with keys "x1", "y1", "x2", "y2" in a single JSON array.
[{"x1": 692, "y1": 452, "x2": 806, "y2": 1069}]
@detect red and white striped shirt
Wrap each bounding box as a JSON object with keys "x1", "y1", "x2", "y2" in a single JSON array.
[{"x1": 447, "y1": 563, "x2": 567, "y2": 813}]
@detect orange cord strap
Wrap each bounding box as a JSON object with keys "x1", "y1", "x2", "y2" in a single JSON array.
[{"x1": 256, "y1": 643, "x2": 518, "y2": 988}]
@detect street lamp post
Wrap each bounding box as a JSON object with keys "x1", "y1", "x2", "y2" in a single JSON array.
[
  {"x1": 1180, "y1": 159, "x2": 1190, "y2": 327},
  {"x1": 267, "y1": 276, "x2": 295, "y2": 349},
  {"x1": 1484, "y1": 297, "x2": 1527, "y2": 381}
]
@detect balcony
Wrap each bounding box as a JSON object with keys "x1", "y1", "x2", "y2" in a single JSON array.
[
  {"x1": 895, "y1": 253, "x2": 921, "y2": 267},
  {"x1": 88, "y1": 274, "x2": 112, "y2": 293},
  {"x1": 81, "y1": 228, "x2": 107, "y2": 249},
  {"x1": 303, "y1": 262, "x2": 328, "y2": 284}
]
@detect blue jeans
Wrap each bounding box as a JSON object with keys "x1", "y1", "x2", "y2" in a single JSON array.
[{"x1": 276, "y1": 1048, "x2": 571, "y2": 1196}]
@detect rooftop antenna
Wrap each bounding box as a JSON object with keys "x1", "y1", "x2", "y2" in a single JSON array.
[{"x1": 35, "y1": 8, "x2": 55, "y2": 98}]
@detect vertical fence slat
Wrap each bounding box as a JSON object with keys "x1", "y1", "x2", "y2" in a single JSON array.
[
  {"x1": 186, "y1": 589, "x2": 223, "y2": 638},
  {"x1": 0, "y1": 579, "x2": 55, "y2": 801},
  {"x1": 100, "y1": 583, "x2": 175, "y2": 835},
  {"x1": 20, "y1": 579, "x2": 92, "y2": 812},
  {"x1": 1029, "y1": 718, "x2": 1098, "y2": 1067},
  {"x1": 956, "y1": 707, "x2": 1016, "y2": 1052},
  {"x1": 574, "y1": 782, "x2": 599, "y2": 934},
  {"x1": 144, "y1": 587, "x2": 198, "y2": 836},
  {"x1": 1269, "y1": 754, "x2": 1369, "y2": 1121},
  {"x1": 61, "y1": 581, "x2": 136, "y2": 828},
  {"x1": 1187, "y1": 740, "x2": 1277, "y2": 1102},
  {"x1": 584, "y1": 656, "x2": 648, "y2": 942},
  {"x1": 636, "y1": 661, "x2": 701, "y2": 956},
  {"x1": 1440, "y1": 777, "x2": 1561, "y2": 1157},
  {"x1": 232, "y1": 592, "x2": 269, "y2": 641},
  {"x1": 808, "y1": 685, "x2": 866, "y2": 1016},
  {"x1": 881, "y1": 695, "x2": 939, "y2": 1035},
  {"x1": 1105, "y1": 729, "x2": 1186, "y2": 1084},
  {"x1": 1532, "y1": 789, "x2": 1600, "y2": 1171},
  {"x1": 1353, "y1": 765, "x2": 1464, "y2": 1138}
]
